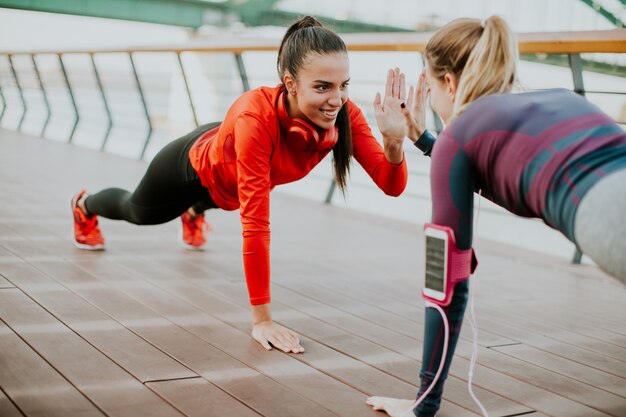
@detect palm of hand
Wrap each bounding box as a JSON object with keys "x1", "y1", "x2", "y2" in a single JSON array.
[
  {"x1": 374, "y1": 68, "x2": 408, "y2": 143},
  {"x1": 406, "y1": 70, "x2": 428, "y2": 141},
  {"x1": 376, "y1": 95, "x2": 407, "y2": 141}
]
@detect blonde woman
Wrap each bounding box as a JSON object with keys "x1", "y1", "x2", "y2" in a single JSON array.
[{"x1": 368, "y1": 16, "x2": 626, "y2": 417}]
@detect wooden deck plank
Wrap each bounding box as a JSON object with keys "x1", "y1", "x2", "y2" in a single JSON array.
[
  {"x1": 0, "y1": 260, "x2": 198, "y2": 383},
  {"x1": 470, "y1": 316, "x2": 626, "y2": 376},
  {"x1": 0, "y1": 289, "x2": 185, "y2": 417},
  {"x1": 73, "y1": 258, "x2": 390, "y2": 417},
  {"x1": 321, "y1": 262, "x2": 626, "y2": 351},
  {"x1": 271, "y1": 270, "x2": 626, "y2": 380},
  {"x1": 281, "y1": 213, "x2": 625, "y2": 330},
  {"x1": 291, "y1": 255, "x2": 626, "y2": 361},
  {"x1": 262, "y1": 289, "x2": 531, "y2": 416},
  {"x1": 452, "y1": 347, "x2": 621, "y2": 417},
  {"x1": 492, "y1": 343, "x2": 626, "y2": 398},
  {"x1": 0, "y1": 241, "x2": 18, "y2": 254},
  {"x1": 266, "y1": 285, "x2": 584, "y2": 413},
  {"x1": 270, "y1": 262, "x2": 624, "y2": 415},
  {"x1": 257, "y1": 240, "x2": 531, "y2": 346},
  {"x1": 271, "y1": 272, "x2": 514, "y2": 348},
  {"x1": 479, "y1": 259, "x2": 626, "y2": 338},
  {"x1": 25, "y1": 259, "x2": 342, "y2": 417},
  {"x1": 0, "y1": 310, "x2": 105, "y2": 417},
  {"x1": 0, "y1": 237, "x2": 76, "y2": 260},
  {"x1": 455, "y1": 302, "x2": 626, "y2": 362},
  {"x1": 146, "y1": 377, "x2": 262, "y2": 417},
  {"x1": 0, "y1": 388, "x2": 24, "y2": 417},
  {"x1": 0, "y1": 273, "x2": 14, "y2": 288},
  {"x1": 447, "y1": 355, "x2": 613, "y2": 417},
  {"x1": 461, "y1": 298, "x2": 626, "y2": 358},
  {"x1": 279, "y1": 274, "x2": 626, "y2": 409}
]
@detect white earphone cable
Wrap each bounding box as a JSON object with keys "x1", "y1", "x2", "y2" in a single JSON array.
[
  {"x1": 410, "y1": 301, "x2": 449, "y2": 410},
  {"x1": 466, "y1": 189, "x2": 489, "y2": 417}
]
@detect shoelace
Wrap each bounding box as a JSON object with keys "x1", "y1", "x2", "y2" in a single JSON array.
[
  {"x1": 84, "y1": 224, "x2": 101, "y2": 240},
  {"x1": 192, "y1": 217, "x2": 205, "y2": 237},
  {"x1": 76, "y1": 211, "x2": 100, "y2": 239}
]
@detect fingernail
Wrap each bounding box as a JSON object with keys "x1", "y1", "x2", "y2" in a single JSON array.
[{"x1": 400, "y1": 103, "x2": 406, "y2": 109}]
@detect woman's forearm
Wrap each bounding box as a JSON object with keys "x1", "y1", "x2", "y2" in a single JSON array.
[
  {"x1": 383, "y1": 137, "x2": 405, "y2": 165},
  {"x1": 251, "y1": 303, "x2": 272, "y2": 324}
]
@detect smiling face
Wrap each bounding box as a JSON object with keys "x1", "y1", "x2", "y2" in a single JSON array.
[{"x1": 283, "y1": 52, "x2": 350, "y2": 130}]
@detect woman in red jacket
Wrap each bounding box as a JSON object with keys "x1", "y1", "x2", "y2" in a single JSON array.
[{"x1": 71, "y1": 16, "x2": 410, "y2": 353}]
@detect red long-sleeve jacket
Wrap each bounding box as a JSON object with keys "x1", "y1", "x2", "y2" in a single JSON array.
[{"x1": 189, "y1": 85, "x2": 407, "y2": 305}]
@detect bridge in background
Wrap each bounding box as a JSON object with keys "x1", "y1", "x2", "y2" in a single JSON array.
[{"x1": 0, "y1": 0, "x2": 624, "y2": 29}]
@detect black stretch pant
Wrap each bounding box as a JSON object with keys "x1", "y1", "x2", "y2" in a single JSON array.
[{"x1": 84, "y1": 123, "x2": 220, "y2": 225}]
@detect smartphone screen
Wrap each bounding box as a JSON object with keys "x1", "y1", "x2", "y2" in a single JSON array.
[{"x1": 425, "y1": 235, "x2": 446, "y2": 292}]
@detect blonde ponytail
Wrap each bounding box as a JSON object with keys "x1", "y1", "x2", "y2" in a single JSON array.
[
  {"x1": 425, "y1": 15, "x2": 518, "y2": 119},
  {"x1": 454, "y1": 16, "x2": 518, "y2": 115}
]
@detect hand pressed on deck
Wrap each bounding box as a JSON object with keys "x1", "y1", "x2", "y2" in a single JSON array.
[{"x1": 251, "y1": 303, "x2": 305, "y2": 353}]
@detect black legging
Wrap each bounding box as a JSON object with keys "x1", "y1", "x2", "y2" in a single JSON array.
[{"x1": 84, "y1": 123, "x2": 220, "y2": 225}]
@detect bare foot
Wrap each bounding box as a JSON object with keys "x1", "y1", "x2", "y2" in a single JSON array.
[{"x1": 366, "y1": 397, "x2": 415, "y2": 417}]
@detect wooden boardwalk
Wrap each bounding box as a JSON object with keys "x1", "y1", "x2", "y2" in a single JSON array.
[{"x1": 1, "y1": 128, "x2": 625, "y2": 417}]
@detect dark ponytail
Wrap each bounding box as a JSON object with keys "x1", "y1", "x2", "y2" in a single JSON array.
[
  {"x1": 333, "y1": 103, "x2": 352, "y2": 193},
  {"x1": 277, "y1": 16, "x2": 353, "y2": 194}
]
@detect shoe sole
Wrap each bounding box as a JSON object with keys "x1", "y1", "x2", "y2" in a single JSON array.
[
  {"x1": 70, "y1": 192, "x2": 105, "y2": 251},
  {"x1": 73, "y1": 241, "x2": 106, "y2": 251}
]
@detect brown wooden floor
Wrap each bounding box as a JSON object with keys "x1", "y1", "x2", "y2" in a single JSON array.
[{"x1": 1, "y1": 128, "x2": 625, "y2": 417}]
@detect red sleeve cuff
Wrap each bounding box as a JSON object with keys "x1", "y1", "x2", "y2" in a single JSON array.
[
  {"x1": 379, "y1": 156, "x2": 408, "y2": 196},
  {"x1": 242, "y1": 233, "x2": 271, "y2": 305},
  {"x1": 249, "y1": 296, "x2": 271, "y2": 305}
]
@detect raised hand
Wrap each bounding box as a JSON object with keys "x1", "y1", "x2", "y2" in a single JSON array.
[
  {"x1": 404, "y1": 69, "x2": 429, "y2": 142},
  {"x1": 366, "y1": 396, "x2": 415, "y2": 417},
  {"x1": 252, "y1": 320, "x2": 305, "y2": 353},
  {"x1": 374, "y1": 67, "x2": 408, "y2": 145}
]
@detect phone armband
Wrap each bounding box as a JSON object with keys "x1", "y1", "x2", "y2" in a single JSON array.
[{"x1": 422, "y1": 223, "x2": 478, "y2": 306}]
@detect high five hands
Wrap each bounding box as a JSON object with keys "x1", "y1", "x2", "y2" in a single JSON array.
[{"x1": 374, "y1": 68, "x2": 429, "y2": 147}]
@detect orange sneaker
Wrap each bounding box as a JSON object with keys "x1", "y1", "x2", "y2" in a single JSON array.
[
  {"x1": 180, "y1": 211, "x2": 211, "y2": 250},
  {"x1": 71, "y1": 189, "x2": 105, "y2": 250}
]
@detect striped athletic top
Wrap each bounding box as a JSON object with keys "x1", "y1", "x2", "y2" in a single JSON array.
[{"x1": 428, "y1": 88, "x2": 626, "y2": 250}]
